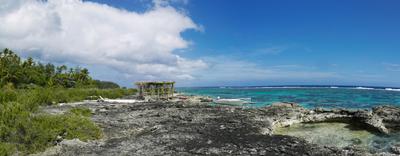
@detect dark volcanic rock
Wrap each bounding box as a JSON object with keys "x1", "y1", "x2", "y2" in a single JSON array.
[
  {"x1": 37, "y1": 100, "x2": 400, "y2": 156},
  {"x1": 390, "y1": 144, "x2": 400, "y2": 154},
  {"x1": 373, "y1": 106, "x2": 400, "y2": 133}
]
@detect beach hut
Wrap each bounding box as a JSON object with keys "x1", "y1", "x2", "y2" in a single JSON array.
[{"x1": 135, "y1": 81, "x2": 175, "y2": 100}]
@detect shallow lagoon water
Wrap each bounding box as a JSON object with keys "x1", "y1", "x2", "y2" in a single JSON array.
[{"x1": 274, "y1": 122, "x2": 400, "y2": 153}]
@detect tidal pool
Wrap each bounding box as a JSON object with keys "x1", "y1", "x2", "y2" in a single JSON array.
[{"x1": 274, "y1": 122, "x2": 400, "y2": 153}]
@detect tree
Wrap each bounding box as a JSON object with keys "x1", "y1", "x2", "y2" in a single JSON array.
[
  {"x1": 0, "y1": 49, "x2": 23, "y2": 87},
  {"x1": 56, "y1": 65, "x2": 67, "y2": 74},
  {"x1": 0, "y1": 48, "x2": 121, "y2": 89}
]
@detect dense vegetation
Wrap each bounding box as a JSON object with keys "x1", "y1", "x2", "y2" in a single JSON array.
[
  {"x1": 0, "y1": 49, "x2": 136, "y2": 155},
  {"x1": 0, "y1": 48, "x2": 120, "y2": 89},
  {"x1": 92, "y1": 80, "x2": 120, "y2": 89}
]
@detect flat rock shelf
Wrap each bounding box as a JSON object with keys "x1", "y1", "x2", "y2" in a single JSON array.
[
  {"x1": 274, "y1": 122, "x2": 394, "y2": 152},
  {"x1": 36, "y1": 98, "x2": 400, "y2": 156}
]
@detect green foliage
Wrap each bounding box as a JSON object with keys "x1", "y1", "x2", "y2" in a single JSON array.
[
  {"x1": 92, "y1": 80, "x2": 120, "y2": 89},
  {"x1": 59, "y1": 113, "x2": 102, "y2": 141},
  {"x1": 0, "y1": 88, "x2": 136, "y2": 108},
  {"x1": 0, "y1": 87, "x2": 136, "y2": 154},
  {"x1": 19, "y1": 113, "x2": 102, "y2": 153},
  {"x1": 69, "y1": 107, "x2": 92, "y2": 117},
  {"x1": 0, "y1": 108, "x2": 102, "y2": 154},
  {"x1": 0, "y1": 88, "x2": 17, "y2": 104},
  {"x1": 0, "y1": 48, "x2": 93, "y2": 88},
  {"x1": 0, "y1": 142, "x2": 16, "y2": 156},
  {"x1": 0, "y1": 48, "x2": 137, "y2": 154}
]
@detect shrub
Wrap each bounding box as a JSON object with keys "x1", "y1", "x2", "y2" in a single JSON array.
[
  {"x1": 0, "y1": 103, "x2": 102, "y2": 154},
  {"x1": 0, "y1": 87, "x2": 133, "y2": 154},
  {"x1": 21, "y1": 113, "x2": 102, "y2": 153},
  {"x1": 0, "y1": 49, "x2": 135, "y2": 154},
  {"x1": 0, "y1": 89, "x2": 17, "y2": 104},
  {"x1": 61, "y1": 113, "x2": 102, "y2": 141},
  {"x1": 69, "y1": 107, "x2": 92, "y2": 117},
  {"x1": 0, "y1": 142, "x2": 16, "y2": 156}
]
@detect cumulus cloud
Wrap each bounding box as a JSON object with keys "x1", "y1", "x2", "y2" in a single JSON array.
[{"x1": 0, "y1": 0, "x2": 207, "y2": 82}]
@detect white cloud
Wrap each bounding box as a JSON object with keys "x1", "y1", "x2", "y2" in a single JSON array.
[
  {"x1": 183, "y1": 57, "x2": 340, "y2": 86},
  {"x1": 153, "y1": 0, "x2": 190, "y2": 6},
  {"x1": 383, "y1": 63, "x2": 400, "y2": 72},
  {"x1": 255, "y1": 46, "x2": 287, "y2": 55},
  {"x1": 0, "y1": 0, "x2": 206, "y2": 83}
]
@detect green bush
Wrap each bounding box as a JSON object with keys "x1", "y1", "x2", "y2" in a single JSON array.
[
  {"x1": 0, "y1": 89, "x2": 17, "y2": 104},
  {"x1": 1, "y1": 87, "x2": 137, "y2": 108},
  {"x1": 0, "y1": 142, "x2": 16, "y2": 156},
  {"x1": 0, "y1": 87, "x2": 136, "y2": 154},
  {"x1": 61, "y1": 113, "x2": 102, "y2": 141},
  {"x1": 0, "y1": 102, "x2": 102, "y2": 154},
  {"x1": 0, "y1": 49, "x2": 137, "y2": 154},
  {"x1": 69, "y1": 107, "x2": 92, "y2": 117},
  {"x1": 20, "y1": 113, "x2": 102, "y2": 153},
  {"x1": 92, "y1": 80, "x2": 120, "y2": 89}
]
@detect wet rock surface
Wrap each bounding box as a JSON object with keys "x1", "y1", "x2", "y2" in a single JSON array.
[
  {"x1": 373, "y1": 106, "x2": 400, "y2": 133},
  {"x1": 37, "y1": 100, "x2": 400, "y2": 156}
]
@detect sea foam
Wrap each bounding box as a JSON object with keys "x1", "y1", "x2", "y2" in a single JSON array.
[
  {"x1": 354, "y1": 87, "x2": 374, "y2": 90},
  {"x1": 385, "y1": 88, "x2": 400, "y2": 92}
]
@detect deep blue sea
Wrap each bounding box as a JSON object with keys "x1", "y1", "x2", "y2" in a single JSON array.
[{"x1": 177, "y1": 86, "x2": 400, "y2": 109}]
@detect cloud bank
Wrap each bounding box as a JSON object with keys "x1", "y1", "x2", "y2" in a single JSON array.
[
  {"x1": 0, "y1": 0, "x2": 207, "y2": 83},
  {"x1": 186, "y1": 56, "x2": 340, "y2": 86}
]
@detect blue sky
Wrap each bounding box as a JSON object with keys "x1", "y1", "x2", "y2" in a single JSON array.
[
  {"x1": 93, "y1": 0, "x2": 400, "y2": 87},
  {"x1": 1, "y1": 0, "x2": 400, "y2": 87}
]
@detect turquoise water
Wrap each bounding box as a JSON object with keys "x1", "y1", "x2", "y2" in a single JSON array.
[{"x1": 177, "y1": 86, "x2": 400, "y2": 108}]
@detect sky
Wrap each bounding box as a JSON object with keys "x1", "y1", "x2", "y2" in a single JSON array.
[{"x1": 0, "y1": 0, "x2": 400, "y2": 87}]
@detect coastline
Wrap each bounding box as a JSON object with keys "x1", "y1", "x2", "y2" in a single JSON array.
[
  {"x1": 177, "y1": 87, "x2": 400, "y2": 109},
  {"x1": 34, "y1": 95, "x2": 400, "y2": 156}
]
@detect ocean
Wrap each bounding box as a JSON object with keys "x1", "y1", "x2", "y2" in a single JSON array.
[{"x1": 177, "y1": 85, "x2": 400, "y2": 109}]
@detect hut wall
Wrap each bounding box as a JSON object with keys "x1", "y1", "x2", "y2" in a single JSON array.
[{"x1": 135, "y1": 81, "x2": 175, "y2": 99}]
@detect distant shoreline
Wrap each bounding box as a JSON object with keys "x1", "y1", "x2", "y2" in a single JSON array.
[{"x1": 177, "y1": 86, "x2": 400, "y2": 109}]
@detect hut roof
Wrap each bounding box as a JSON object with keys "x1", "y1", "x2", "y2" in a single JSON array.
[{"x1": 135, "y1": 81, "x2": 175, "y2": 86}]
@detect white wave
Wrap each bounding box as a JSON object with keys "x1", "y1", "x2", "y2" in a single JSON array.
[
  {"x1": 385, "y1": 88, "x2": 400, "y2": 92},
  {"x1": 217, "y1": 97, "x2": 251, "y2": 101},
  {"x1": 330, "y1": 86, "x2": 339, "y2": 89},
  {"x1": 239, "y1": 98, "x2": 252, "y2": 101},
  {"x1": 354, "y1": 87, "x2": 374, "y2": 90},
  {"x1": 258, "y1": 86, "x2": 338, "y2": 89},
  {"x1": 258, "y1": 86, "x2": 308, "y2": 89},
  {"x1": 215, "y1": 97, "x2": 252, "y2": 105}
]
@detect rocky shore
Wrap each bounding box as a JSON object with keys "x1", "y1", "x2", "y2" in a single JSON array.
[{"x1": 35, "y1": 96, "x2": 400, "y2": 156}]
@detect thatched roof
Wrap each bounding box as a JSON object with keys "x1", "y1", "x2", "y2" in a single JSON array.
[{"x1": 135, "y1": 81, "x2": 175, "y2": 86}]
